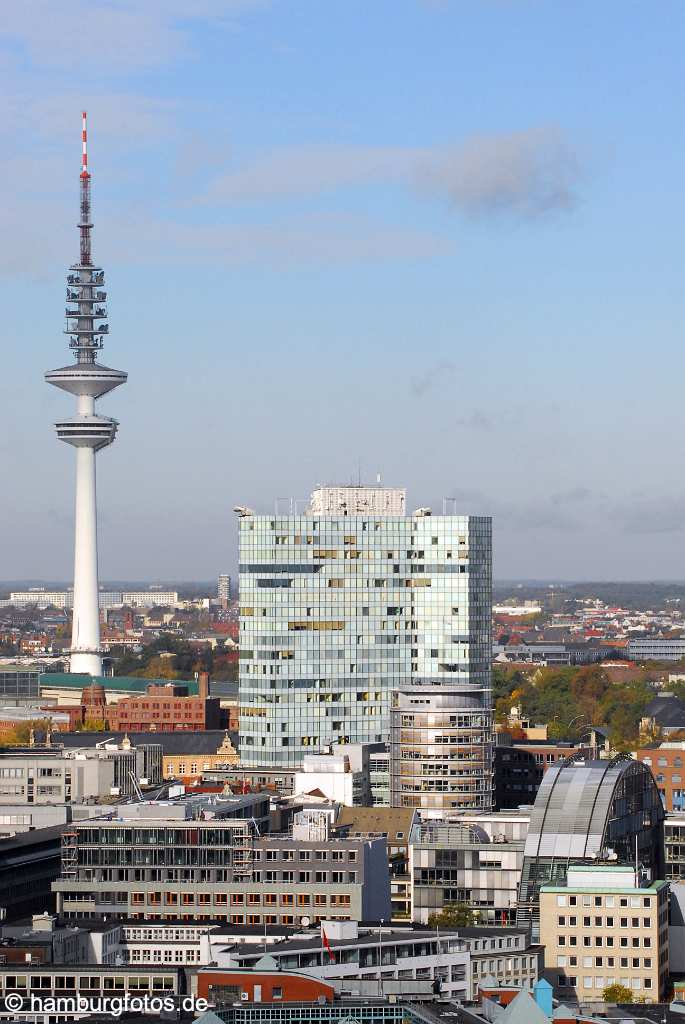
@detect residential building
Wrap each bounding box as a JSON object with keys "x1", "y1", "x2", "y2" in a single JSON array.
[
  {"x1": 664, "y1": 812, "x2": 685, "y2": 880},
  {"x1": 333, "y1": 806, "x2": 417, "y2": 920},
  {"x1": 8, "y1": 590, "x2": 179, "y2": 610},
  {"x1": 53, "y1": 804, "x2": 389, "y2": 926},
  {"x1": 390, "y1": 686, "x2": 493, "y2": 812},
  {"x1": 409, "y1": 818, "x2": 526, "y2": 926},
  {"x1": 239, "y1": 499, "x2": 492, "y2": 798},
  {"x1": 0, "y1": 740, "x2": 161, "y2": 803},
  {"x1": 636, "y1": 741, "x2": 685, "y2": 811},
  {"x1": 368, "y1": 747, "x2": 390, "y2": 806},
  {"x1": 0, "y1": 965, "x2": 183, "y2": 1010},
  {"x1": 493, "y1": 641, "x2": 615, "y2": 666},
  {"x1": 226, "y1": 919, "x2": 470, "y2": 1002},
  {"x1": 294, "y1": 753, "x2": 356, "y2": 806},
  {"x1": 294, "y1": 742, "x2": 386, "y2": 806},
  {"x1": 517, "y1": 756, "x2": 665, "y2": 939},
  {"x1": 641, "y1": 692, "x2": 685, "y2": 735},
  {"x1": 218, "y1": 574, "x2": 231, "y2": 606},
  {"x1": 460, "y1": 927, "x2": 542, "y2": 1000},
  {"x1": 628, "y1": 636, "x2": 685, "y2": 661},
  {"x1": 57, "y1": 729, "x2": 237, "y2": 780},
  {"x1": 539, "y1": 864, "x2": 669, "y2": 1003}
]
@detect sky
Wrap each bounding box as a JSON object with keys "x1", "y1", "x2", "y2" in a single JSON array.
[{"x1": 1, "y1": 0, "x2": 684, "y2": 582}]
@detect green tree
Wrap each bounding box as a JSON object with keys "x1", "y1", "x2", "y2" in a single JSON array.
[
  {"x1": 602, "y1": 982, "x2": 632, "y2": 1003},
  {"x1": 426, "y1": 902, "x2": 477, "y2": 928}
]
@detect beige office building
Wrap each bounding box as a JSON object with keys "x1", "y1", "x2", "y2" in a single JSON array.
[{"x1": 540, "y1": 865, "x2": 669, "y2": 1004}]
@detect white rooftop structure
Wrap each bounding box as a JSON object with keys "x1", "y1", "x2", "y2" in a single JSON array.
[{"x1": 309, "y1": 484, "x2": 406, "y2": 516}]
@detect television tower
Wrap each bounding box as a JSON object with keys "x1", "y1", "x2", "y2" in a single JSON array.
[{"x1": 45, "y1": 113, "x2": 127, "y2": 676}]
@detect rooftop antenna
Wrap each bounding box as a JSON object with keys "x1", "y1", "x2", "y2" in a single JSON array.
[{"x1": 80, "y1": 111, "x2": 92, "y2": 269}]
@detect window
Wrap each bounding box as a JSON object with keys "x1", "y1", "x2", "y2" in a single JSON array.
[{"x1": 557, "y1": 895, "x2": 567, "y2": 907}]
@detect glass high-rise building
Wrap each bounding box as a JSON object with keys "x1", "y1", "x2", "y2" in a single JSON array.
[{"x1": 238, "y1": 491, "x2": 492, "y2": 802}]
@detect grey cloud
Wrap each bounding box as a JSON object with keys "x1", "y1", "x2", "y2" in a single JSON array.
[
  {"x1": 454, "y1": 409, "x2": 493, "y2": 431},
  {"x1": 439, "y1": 487, "x2": 590, "y2": 532},
  {"x1": 550, "y1": 486, "x2": 596, "y2": 506},
  {"x1": 609, "y1": 495, "x2": 685, "y2": 534},
  {"x1": 410, "y1": 360, "x2": 455, "y2": 397},
  {"x1": 204, "y1": 128, "x2": 581, "y2": 220},
  {"x1": 416, "y1": 129, "x2": 580, "y2": 218}
]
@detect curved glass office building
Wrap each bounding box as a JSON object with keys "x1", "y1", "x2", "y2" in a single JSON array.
[{"x1": 517, "y1": 755, "x2": 664, "y2": 937}]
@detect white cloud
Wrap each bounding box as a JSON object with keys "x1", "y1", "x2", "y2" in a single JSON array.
[
  {"x1": 106, "y1": 210, "x2": 450, "y2": 268},
  {"x1": 0, "y1": 0, "x2": 265, "y2": 72}
]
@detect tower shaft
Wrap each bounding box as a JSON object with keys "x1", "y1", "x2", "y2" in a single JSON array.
[{"x1": 71, "y1": 445, "x2": 101, "y2": 675}]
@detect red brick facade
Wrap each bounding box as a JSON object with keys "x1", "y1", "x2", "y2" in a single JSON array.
[
  {"x1": 197, "y1": 970, "x2": 334, "y2": 1004},
  {"x1": 107, "y1": 695, "x2": 222, "y2": 732}
]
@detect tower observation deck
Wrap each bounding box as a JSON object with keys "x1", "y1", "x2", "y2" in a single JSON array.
[{"x1": 45, "y1": 112, "x2": 127, "y2": 676}]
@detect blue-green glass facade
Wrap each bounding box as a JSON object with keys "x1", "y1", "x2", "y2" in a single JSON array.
[{"x1": 238, "y1": 514, "x2": 491, "y2": 773}]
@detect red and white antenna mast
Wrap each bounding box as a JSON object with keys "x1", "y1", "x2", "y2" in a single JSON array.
[{"x1": 79, "y1": 110, "x2": 92, "y2": 266}]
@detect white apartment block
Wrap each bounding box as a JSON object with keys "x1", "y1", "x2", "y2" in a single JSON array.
[{"x1": 539, "y1": 865, "x2": 669, "y2": 1004}]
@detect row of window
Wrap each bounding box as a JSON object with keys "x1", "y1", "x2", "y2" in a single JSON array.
[
  {"x1": 558, "y1": 975, "x2": 652, "y2": 991},
  {"x1": 129, "y1": 892, "x2": 352, "y2": 907},
  {"x1": 556, "y1": 894, "x2": 652, "y2": 908},
  {"x1": 557, "y1": 935, "x2": 653, "y2": 949},
  {"x1": 557, "y1": 914, "x2": 652, "y2": 928},
  {"x1": 557, "y1": 955, "x2": 654, "y2": 969}
]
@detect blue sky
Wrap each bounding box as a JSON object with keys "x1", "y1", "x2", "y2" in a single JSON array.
[{"x1": 1, "y1": 0, "x2": 684, "y2": 581}]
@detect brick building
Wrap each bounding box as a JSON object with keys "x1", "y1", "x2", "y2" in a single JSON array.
[
  {"x1": 106, "y1": 681, "x2": 222, "y2": 732},
  {"x1": 495, "y1": 740, "x2": 591, "y2": 809},
  {"x1": 635, "y1": 741, "x2": 685, "y2": 811}
]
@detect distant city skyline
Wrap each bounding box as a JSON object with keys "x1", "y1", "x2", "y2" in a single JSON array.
[{"x1": 2, "y1": 2, "x2": 685, "y2": 580}]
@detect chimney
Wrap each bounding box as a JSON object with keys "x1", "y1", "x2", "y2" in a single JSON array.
[{"x1": 198, "y1": 672, "x2": 210, "y2": 700}]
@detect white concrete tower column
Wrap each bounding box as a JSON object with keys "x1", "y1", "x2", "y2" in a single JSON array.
[{"x1": 72, "y1": 446, "x2": 100, "y2": 675}]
